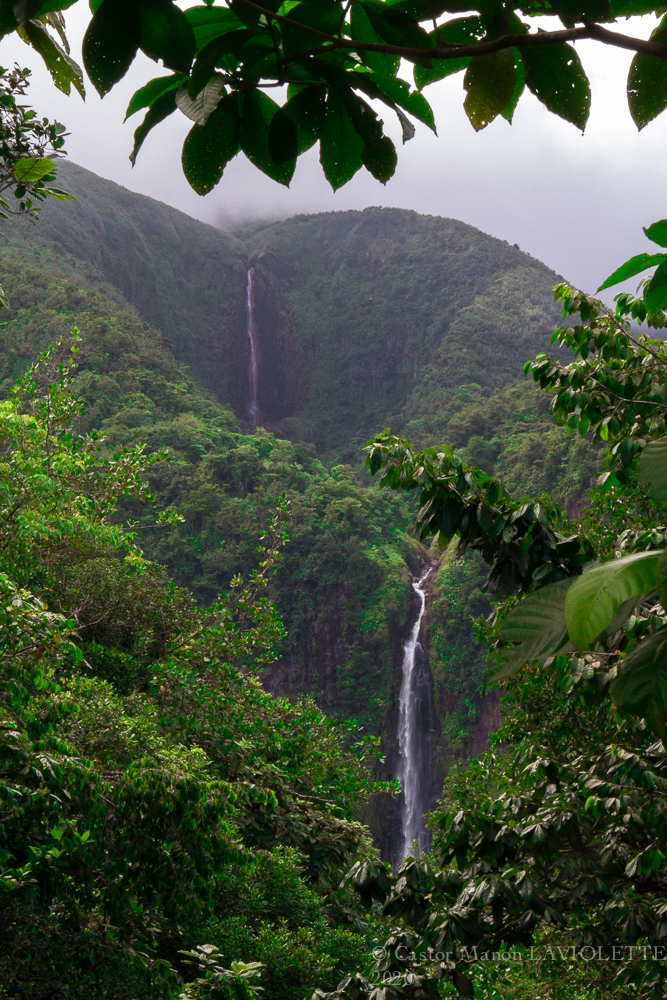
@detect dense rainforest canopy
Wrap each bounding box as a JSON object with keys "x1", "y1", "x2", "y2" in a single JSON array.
[{"x1": 4, "y1": 41, "x2": 667, "y2": 1000}]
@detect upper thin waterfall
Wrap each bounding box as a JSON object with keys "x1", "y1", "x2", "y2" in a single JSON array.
[
  {"x1": 246, "y1": 267, "x2": 259, "y2": 426},
  {"x1": 397, "y1": 568, "x2": 435, "y2": 860}
]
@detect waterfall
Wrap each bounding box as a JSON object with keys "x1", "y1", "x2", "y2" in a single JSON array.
[
  {"x1": 397, "y1": 567, "x2": 434, "y2": 860},
  {"x1": 246, "y1": 267, "x2": 259, "y2": 426}
]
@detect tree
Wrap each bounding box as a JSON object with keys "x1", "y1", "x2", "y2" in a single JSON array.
[
  {"x1": 318, "y1": 220, "x2": 667, "y2": 999},
  {"x1": 3, "y1": 0, "x2": 667, "y2": 193},
  {"x1": 0, "y1": 336, "x2": 392, "y2": 999}
]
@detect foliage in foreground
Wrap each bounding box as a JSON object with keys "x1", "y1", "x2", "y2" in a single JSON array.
[
  {"x1": 5, "y1": 0, "x2": 667, "y2": 193},
  {"x1": 309, "y1": 221, "x2": 667, "y2": 999},
  {"x1": 0, "y1": 336, "x2": 389, "y2": 999}
]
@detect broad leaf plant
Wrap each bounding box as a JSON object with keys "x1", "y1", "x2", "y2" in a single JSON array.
[
  {"x1": 339, "y1": 223, "x2": 667, "y2": 999},
  {"x1": 5, "y1": 0, "x2": 667, "y2": 191}
]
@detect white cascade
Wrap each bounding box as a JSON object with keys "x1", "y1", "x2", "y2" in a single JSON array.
[
  {"x1": 398, "y1": 567, "x2": 432, "y2": 859},
  {"x1": 246, "y1": 267, "x2": 260, "y2": 426}
]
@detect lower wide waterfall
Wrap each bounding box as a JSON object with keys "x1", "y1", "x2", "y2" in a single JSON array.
[{"x1": 397, "y1": 568, "x2": 436, "y2": 862}]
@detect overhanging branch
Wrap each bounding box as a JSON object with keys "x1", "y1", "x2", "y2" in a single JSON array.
[{"x1": 233, "y1": 0, "x2": 667, "y2": 63}]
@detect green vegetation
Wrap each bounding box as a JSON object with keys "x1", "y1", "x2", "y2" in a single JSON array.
[
  {"x1": 0, "y1": 335, "x2": 393, "y2": 999},
  {"x1": 327, "y1": 222, "x2": 667, "y2": 999},
  {"x1": 0, "y1": 169, "x2": 599, "y2": 762},
  {"x1": 6, "y1": 61, "x2": 667, "y2": 1000},
  {"x1": 0, "y1": 0, "x2": 663, "y2": 200}
]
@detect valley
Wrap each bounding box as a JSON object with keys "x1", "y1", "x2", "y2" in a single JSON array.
[{"x1": 0, "y1": 161, "x2": 599, "y2": 860}]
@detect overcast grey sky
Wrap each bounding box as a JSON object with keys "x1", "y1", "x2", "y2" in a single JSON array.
[{"x1": 2, "y1": 8, "x2": 667, "y2": 295}]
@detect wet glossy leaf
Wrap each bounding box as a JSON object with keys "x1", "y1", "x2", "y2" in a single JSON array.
[
  {"x1": 22, "y1": 19, "x2": 85, "y2": 97},
  {"x1": 188, "y1": 29, "x2": 250, "y2": 97},
  {"x1": 501, "y1": 49, "x2": 525, "y2": 123},
  {"x1": 487, "y1": 578, "x2": 573, "y2": 683},
  {"x1": 129, "y1": 88, "x2": 177, "y2": 165},
  {"x1": 359, "y1": 0, "x2": 431, "y2": 53},
  {"x1": 138, "y1": 0, "x2": 195, "y2": 74},
  {"x1": 639, "y1": 435, "x2": 667, "y2": 503},
  {"x1": 414, "y1": 17, "x2": 482, "y2": 90},
  {"x1": 282, "y1": 0, "x2": 343, "y2": 58},
  {"x1": 646, "y1": 258, "x2": 667, "y2": 313},
  {"x1": 361, "y1": 134, "x2": 397, "y2": 182},
  {"x1": 350, "y1": 2, "x2": 399, "y2": 80},
  {"x1": 268, "y1": 108, "x2": 299, "y2": 164},
  {"x1": 184, "y1": 5, "x2": 244, "y2": 51},
  {"x1": 83, "y1": 0, "x2": 140, "y2": 97},
  {"x1": 565, "y1": 550, "x2": 660, "y2": 649},
  {"x1": 628, "y1": 15, "x2": 667, "y2": 130},
  {"x1": 272, "y1": 86, "x2": 325, "y2": 156},
  {"x1": 319, "y1": 90, "x2": 364, "y2": 190},
  {"x1": 241, "y1": 89, "x2": 295, "y2": 186},
  {"x1": 370, "y1": 74, "x2": 435, "y2": 131},
  {"x1": 125, "y1": 72, "x2": 184, "y2": 120},
  {"x1": 550, "y1": 0, "x2": 609, "y2": 26},
  {"x1": 610, "y1": 629, "x2": 667, "y2": 736},
  {"x1": 523, "y1": 43, "x2": 590, "y2": 130},
  {"x1": 463, "y1": 49, "x2": 515, "y2": 132},
  {"x1": 597, "y1": 252, "x2": 667, "y2": 292},
  {"x1": 182, "y1": 93, "x2": 240, "y2": 193}
]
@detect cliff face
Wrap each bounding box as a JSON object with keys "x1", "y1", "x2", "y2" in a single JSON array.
[{"x1": 237, "y1": 209, "x2": 566, "y2": 459}]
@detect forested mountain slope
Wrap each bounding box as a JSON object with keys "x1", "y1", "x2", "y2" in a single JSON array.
[
  {"x1": 238, "y1": 211, "x2": 569, "y2": 460},
  {"x1": 3, "y1": 161, "x2": 582, "y2": 472},
  {"x1": 0, "y1": 164, "x2": 600, "y2": 858}
]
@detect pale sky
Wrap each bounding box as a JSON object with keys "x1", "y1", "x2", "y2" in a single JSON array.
[{"x1": 2, "y1": 7, "x2": 667, "y2": 295}]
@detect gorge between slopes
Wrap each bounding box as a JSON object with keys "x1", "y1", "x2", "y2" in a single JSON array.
[{"x1": 244, "y1": 270, "x2": 439, "y2": 859}]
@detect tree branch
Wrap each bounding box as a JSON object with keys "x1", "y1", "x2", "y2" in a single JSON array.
[{"x1": 233, "y1": 0, "x2": 667, "y2": 62}]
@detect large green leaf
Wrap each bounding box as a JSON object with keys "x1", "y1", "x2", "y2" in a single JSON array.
[
  {"x1": 610, "y1": 629, "x2": 667, "y2": 737},
  {"x1": 188, "y1": 29, "x2": 249, "y2": 97},
  {"x1": 22, "y1": 19, "x2": 85, "y2": 97},
  {"x1": 637, "y1": 435, "x2": 667, "y2": 503},
  {"x1": 361, "y1": 134, "x2": 397, "y2": 183},
  {"x1": 129, "y1": 88, "x2": 177, "y2": 165},
  {"x1": 267, "y1": 108, "x2": 299, "y2": 164},
  {"x1": 241, "y1": 89, "x2": 295, "y2": 186},
  {"x1": 358, "y1": 0, "x2": 431, "y2": 53},
  {"x1": 182, "y1": 93, "x2": 240, "y2": 193},
  {"x1": 125, "y1": 73, "x2": 184, "y2": 120},
  {"x1": 184, "y1": 5, "x2": 244, "y2": 51},
  {"x1": 627, "y1": 15, "x2": 667, "y2": 130},
  {"x1": 501, "y1": 49, "x2": 525, "y2": 124},
  {"x1": 597, "y1": 252, "x2": 667, "y2": 292},
  {"x1": 351, "y1": 2, "x2": 399, "y2": 80},
  {"x1": 523, "y1": 43, "x2": 590, "y2": 130},
  {"x1": 565, "y1": 551, "x2": 661, "y2": 649},
  {"x1": 281, "y1": 0, "x2": 343, "y2": 58},
  {"x1": 486, "y1": 578, "x2": 573, "y2": 684},
  {"x1": 550, "y1": 0, "x2": 609, "y2": 26},
  {"x1": 414, "y1": 17, "x2": 482, "y2": 90},
  {"x1": 644, "y1": 218, "x2": 667, "y2": 248},
  {"x1": 83, "y1": 0, "x2": 140, "y2": 97},
  {"x1": 657, "y1": 548, "x2": 667, "y2": 612},
  {"x1": 271, "y1": 86, "x2": 325, "y2": 156},
  {"x1": 319, "y1": 90, "x2": 364, "y2": 190},
  {"x1": 463, "y1": 49, "x2": 515, "y2": 132},
  {"x1": 369, "y1": 74, "x2": 435, "y2": 131},
  {"x1": 646, "y1": 258, "x2": 667, "y2": 313},
  {"x1": 176, "y1": 74, "x2": 225, "y2": 125},
  {"x1": 138, "y1": 0, "x2": 195, "y2": 74},
  {"x1": 13, "y1": 156, "x2": 56, "y2": 182}
]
